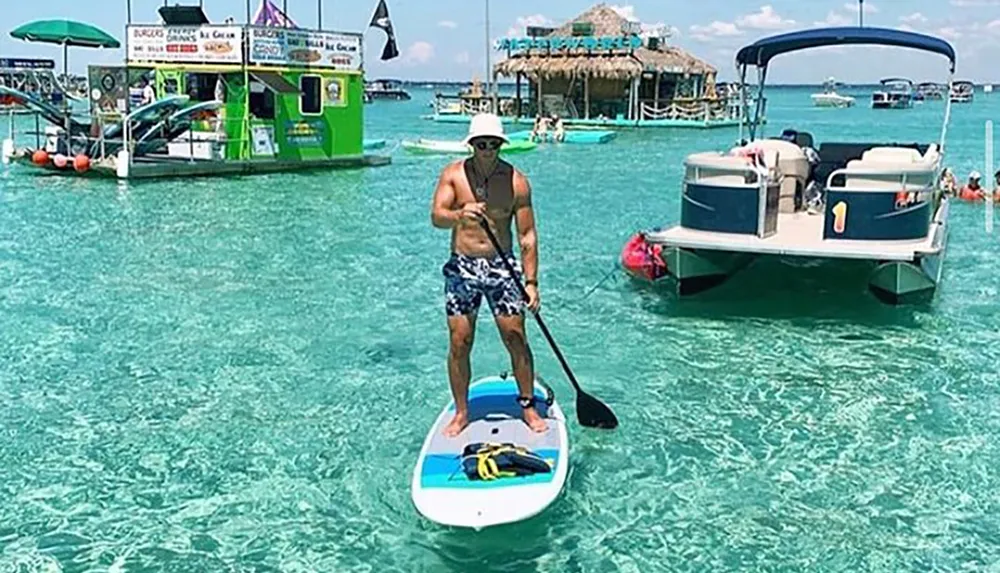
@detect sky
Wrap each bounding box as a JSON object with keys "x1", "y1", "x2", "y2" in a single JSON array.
[{"x1": 2, "y1": 0, "x2": 1000, "y2": 83}]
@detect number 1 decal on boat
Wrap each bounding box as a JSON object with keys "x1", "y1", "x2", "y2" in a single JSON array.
[{"x1": 832, "y1": 201, "x2": 848, "y2": 234}]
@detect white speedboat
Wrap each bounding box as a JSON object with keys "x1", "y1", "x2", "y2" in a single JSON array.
[
  {"x1": 949, "y1": 80, "x2": 974, "y2": 103},
  {"x1": 628, "y1": 26, "x2": 955, "y2": 305},
  {"x1": 811, "y1": 77, "x2": 854, "y2": 107}
]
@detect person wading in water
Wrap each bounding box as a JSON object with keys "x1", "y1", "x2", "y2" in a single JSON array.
[{"x1": 429, "y1": 113, "x2": 546, "y2": 437}]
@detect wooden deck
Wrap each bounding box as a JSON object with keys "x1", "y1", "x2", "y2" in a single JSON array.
[{"x1": 646, "y1": 212, "x2": 941, "y2": 261}]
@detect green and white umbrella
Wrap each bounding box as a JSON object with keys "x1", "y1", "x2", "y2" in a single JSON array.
[{"x1": 10, "y1": 19, "x2": 120, "y2": 101}]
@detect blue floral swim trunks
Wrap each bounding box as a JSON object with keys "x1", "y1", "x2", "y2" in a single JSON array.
[{"x1": 443, "y1": 252, "x2": 524, "y2": 316}]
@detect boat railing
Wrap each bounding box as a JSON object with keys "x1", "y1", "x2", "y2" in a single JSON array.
[
  {"x1": 4, "y1": 105, "x2": 92, "y2": 157},
  {"x1": 3, "y1": 106, "x2": 248, "y2": 168},
  {"x1": 825, "y1": 164, "x2": 938, "y2": 191},
  {"x1": 685, "y1": 152, "x2": 768, "y2": 186},
  {"x1": 640, "y1": 98, "x2": 739, "y2": 122},
  {"x1": 432, "y1": 93, "x2": 519, "y2": 116}
]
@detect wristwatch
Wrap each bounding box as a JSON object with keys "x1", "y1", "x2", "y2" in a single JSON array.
[{"x1": 525, "y1": 279, "x2": 538, "y2": 286}]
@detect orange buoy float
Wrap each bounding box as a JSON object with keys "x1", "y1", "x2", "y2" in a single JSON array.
[
  {"x1": 31, "y1": 149, "x2": 49, "y2": 166},
  {"x1": 53, "y1": 154, "x2": 68, "y2": 168},
  {"x1": 73, "y1": 154, "x2": 91, "y2": 173}
]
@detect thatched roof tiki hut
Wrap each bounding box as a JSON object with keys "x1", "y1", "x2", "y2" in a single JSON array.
[{"x1": 493, "y1": 4, "x2": 737, "y2": 127}]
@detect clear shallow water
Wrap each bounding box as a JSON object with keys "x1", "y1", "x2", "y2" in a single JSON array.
[{"x1": 2, "y1": 86, "x2": 1000, "y2": 572}]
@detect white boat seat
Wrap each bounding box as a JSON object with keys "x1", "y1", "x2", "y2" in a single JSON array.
[
  {"x1": 842, "y1": 159, "x2": 937, "y2": 190},
  {"x1": 862, "y1": 147, "x2": 922, "y2": 162},
  {"x1": 749, "y1": 139, "x2": 809, "y2": 180},
  {"x1": 737, "y1": 139, "x2": 809, "y2": 212},
  {"x1": 860, "y1": 144, "x2": 939, "y2": 166},
  {"x1": 844, "y1": 143, "x2": 940, "y2": 190}
]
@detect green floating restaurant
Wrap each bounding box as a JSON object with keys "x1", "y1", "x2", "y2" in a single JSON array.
[
  {"x1": 6, "y1": 2, "x2": 388, "y2": 179},
  {"x1": 432, "y1": 3, "x2": 741, "y2": 128}
]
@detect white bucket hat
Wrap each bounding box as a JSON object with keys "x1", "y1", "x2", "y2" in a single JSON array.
[{"x1": 463, "y1": 113, "x2": 509, "y2": 146}]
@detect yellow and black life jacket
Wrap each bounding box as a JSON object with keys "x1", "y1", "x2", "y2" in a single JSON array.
[{"x1": 460, "y1": 441, "x2": 553, "y2": 481}]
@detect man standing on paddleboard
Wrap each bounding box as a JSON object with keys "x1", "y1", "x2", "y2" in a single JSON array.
[{"x1": 430, "y1": 113, "x2": 546, "y2": 437}]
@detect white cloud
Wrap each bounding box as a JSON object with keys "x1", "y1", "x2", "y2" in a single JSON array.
[
  {"x1": 900, "y1": 12, "x2": 928, "y2": 24},
  {"x1": 454, "y1": 51, "x2": 470, "y2": 64},
  {"x1": 937, "y1": 26, "x2": 962, "y2": 40},
  {"x1": 506, "y1": 14, "x2": 553, "y2": 38},
  {"x1": 438, "y1": 20, "x2": 457, "y2": 29},
  {"x1": 845, "y1": 1, "x2": 878, "y2": 13},
  {"x1": 688, "y1": 5, "x2": 792, "y2": 42},
  {"x1": 987, "y1": 19, "x2": 1000, "y2": 30},
  {"x1": 404, "y1": 41, "x2": 435, "y2": 64},
  {"x1": 814, "y1": 11, "x2": 852, "y2": 27},
  {"x1": 951, "y1": 0, "x2": 1000, "y2": 6},
  {"x1": 737, "y1": 5, "x2": 796, "y2": 29},
  {"x1": 689, "y1": 21, "x2": 742, "y2": 42}
]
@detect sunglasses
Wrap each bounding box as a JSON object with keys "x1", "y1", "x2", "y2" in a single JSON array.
[{"x1": 472, "y1": 139, "x2": 503, "y2": 151}]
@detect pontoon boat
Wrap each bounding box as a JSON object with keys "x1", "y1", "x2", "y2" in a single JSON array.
[
  {"x1": 916, "y1": 81, "x2": 946, "y2": 100},
  {"x1": 872, "y1": 77, "x2": 914, "y2": 109},
  {"x1": 364, "y1": 78, "x2": 411, "y2": 101},
  {"x1": 627, "y1": 27, "x2": 954, "y2": 305},
  {"x1": 949, "y1": 80, "x2": 974, "y2": 103}
]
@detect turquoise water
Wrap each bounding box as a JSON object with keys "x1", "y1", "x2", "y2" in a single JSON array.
[{"x1": 2, "y1": 85, "x2": 1000, "y2": 572}]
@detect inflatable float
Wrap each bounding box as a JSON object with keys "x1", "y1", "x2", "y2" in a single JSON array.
[{"x1": 620, "y1": 232, "x2": 668, "y2": 282}]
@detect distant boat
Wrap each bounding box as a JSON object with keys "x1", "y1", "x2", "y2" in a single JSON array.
[
  {"x1": 916, "y1": 82, "x2": 946, "y2": 100},
  {"x1": 950, "y1": 80, "x2": 974, "y2": 103},
  {"x1": 364, "y1": 78, "x2": 411, "y2": 101},
  {"x1": 810, "y1": 77, "x2": 854, "y2": 107},
  {"x1": 872, "y1": 77, "x2": 913, "y2": 109}
]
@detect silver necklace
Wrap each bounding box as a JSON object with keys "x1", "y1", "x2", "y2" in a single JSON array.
[{"x1": 473, "y1": 160, "x2": 497, "y2": 201}]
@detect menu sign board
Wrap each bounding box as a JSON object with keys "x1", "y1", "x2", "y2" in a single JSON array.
[
  {"x1": 127, "y1": 25, "x2": 244, "y2": 64},
  {"x1": 0, "y1": 58, "x2": 55, "y2": 69},
  {"x1": 249, "y1": 28, "x2": 362, "y2": 70}
]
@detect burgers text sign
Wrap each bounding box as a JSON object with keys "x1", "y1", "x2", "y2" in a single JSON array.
[
  {"x1": 249, "y1": 28, "x2": 362, "y2": 70},
  {"x1": 127, "y1": 26, "x2": 243, "y2": 64}
]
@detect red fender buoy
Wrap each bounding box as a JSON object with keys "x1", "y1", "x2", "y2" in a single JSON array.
[{"x1": 620, "y1": 233, "x2": 668, "y2": 282}]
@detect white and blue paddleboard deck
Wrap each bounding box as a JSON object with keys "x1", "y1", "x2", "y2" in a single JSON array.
[{"x1": 411, "y1": 374, "x2": 568, "y2": 530}]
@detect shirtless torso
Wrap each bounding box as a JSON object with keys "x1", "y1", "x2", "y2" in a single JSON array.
[{"x1": 433, "y1": 157, "x2": 530, "y2": 259}]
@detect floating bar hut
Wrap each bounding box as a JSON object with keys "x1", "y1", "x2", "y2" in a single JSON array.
[{"x1": 432, "y1": 3, "x2": 740, "y2": 128}]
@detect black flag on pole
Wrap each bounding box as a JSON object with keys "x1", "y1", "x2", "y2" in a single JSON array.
[{"x1": 368, "y1": 0, "x2": 400, "y2": 61}]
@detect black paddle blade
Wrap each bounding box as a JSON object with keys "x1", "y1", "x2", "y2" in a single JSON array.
[{"x1": 576, "y1": 390, "x2": 619, "y2": 429}]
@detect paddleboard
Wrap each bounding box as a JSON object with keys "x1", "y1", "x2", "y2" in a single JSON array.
[{"x1": 411, "y1": 374, "x2": 568, "y2": 530}]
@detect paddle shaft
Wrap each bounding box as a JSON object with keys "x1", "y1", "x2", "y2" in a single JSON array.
[{"x1": 478, "y1": 220, "x2": 584, "y2": 395}]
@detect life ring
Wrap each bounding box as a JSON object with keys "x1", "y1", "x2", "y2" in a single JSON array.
[{"x1": 101, "y1": 73, "x2": 116, "y2": 92}]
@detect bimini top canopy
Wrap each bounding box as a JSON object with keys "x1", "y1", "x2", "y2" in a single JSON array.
[{"x1": 736, "y1": 27, "x2": 956, "y2": 72}]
